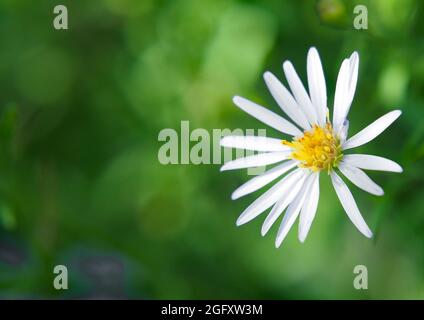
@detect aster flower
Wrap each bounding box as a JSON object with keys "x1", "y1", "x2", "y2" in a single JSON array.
[{"x1": 220, "y1": 47, "x2": 402, "y2": 247}]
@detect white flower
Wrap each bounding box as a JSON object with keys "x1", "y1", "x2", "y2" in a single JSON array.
[{"x1": 220, "y1": 47, "x2": 403, "y2": 247}]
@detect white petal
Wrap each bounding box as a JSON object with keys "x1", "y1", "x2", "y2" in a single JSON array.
[
  {"x1": 332, "y1": 52, "x2": 359, "y2": 133},
  {"x1": 236, "y1": 169, "x2": 304, "y2": 226},
  {"x1": 307, "y1": 47, "x2": 327, "y2": 125},
  {"x1": 220, "y1": 135, "x2": 290, "y2": 152},
  {"x1": 342, "y1": 154, "x2": 403, "y2": 173},
  {"x1": 332, "y1": 59, "x2": 350, "y2": 132},
  {"x1": 275, "y1": 173, "x2": 314, "y2": 248},
  {"x1": 339, "y1": 162, "x2": 384, "y2": 196},
  {"x1": 298, "y1": 172, "x2": 320, "y2": 242},
  {"x1": 346, "y1": 52, "x2": 359, "y2": 116},
  {"x1": 282, "y1": 61, "x2": 318, "y2": 125},
  {"x1": 220, "y1": 151, "x2": 290, "y2": 172},
  {"x1": 263, "y1": 71, "x2": 311, "y2": 130},
  {"x1": 233, "y1": 96, "x2": 302, "y2": 136},
  {"x1": 339, "y1": 119, "x2": 350, "y2": 144},
  {"x1": 343, "y1": 110, "x2": 402, "y2": 150},
  {"x1": 261, "y1": 171, "x2": 307, "y2": 236},
  {"x1": 330, "y1": 171, "x2": 373, "y2": 238},
  {"x1": 231, "y1": 160, "x2": 298, "y2": 200}
]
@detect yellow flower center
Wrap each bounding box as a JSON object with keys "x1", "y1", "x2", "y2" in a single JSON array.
[{"x1": 282, "y1": 123, "x2": 343, "y2": 172}]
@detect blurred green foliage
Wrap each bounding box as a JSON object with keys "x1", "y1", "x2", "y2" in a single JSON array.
[{"x1": 0, "y1": 0, "x2": 423, "y2": 299}]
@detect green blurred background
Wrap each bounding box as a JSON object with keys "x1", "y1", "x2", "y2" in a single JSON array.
[{"x1": 0, "y1": 0, "x2": 423, "y2": 299}]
